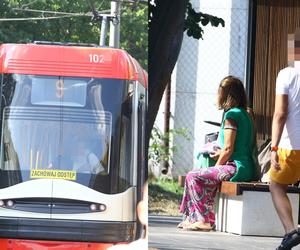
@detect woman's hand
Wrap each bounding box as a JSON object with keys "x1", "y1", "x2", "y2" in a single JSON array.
[
  {"x1": 271, "y1": 151, "x2": 281, "y2": 171},
  {"x1": 209, "y1": 148, "x2": 221, "y2": 160}
]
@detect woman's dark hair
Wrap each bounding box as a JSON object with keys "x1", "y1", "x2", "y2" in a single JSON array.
[{"x1": 217, "y1": 76, "x2": 248, "y2": 111}]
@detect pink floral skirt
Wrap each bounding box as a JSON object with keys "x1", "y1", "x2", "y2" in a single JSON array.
[{"x1": 179, "y1": 162, "x2": 236, "y2": 226}]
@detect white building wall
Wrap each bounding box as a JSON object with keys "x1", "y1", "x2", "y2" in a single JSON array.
[{"x1": 169, "y1": 0, "x2": 250, "y2": 176}]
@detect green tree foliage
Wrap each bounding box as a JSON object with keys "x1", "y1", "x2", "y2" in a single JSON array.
[
  {"x1": 120, "y1": 5, "x2": 147, "y2": 69},
  {"x1": 149, "y1": 126, "x2": 190, "y2": 166},
  {"x1": 0, "y1": 0, "x2": 147, "y2": 69},
  {"x1": 148, "y1": 0, "x2": 225, "y2": 140},
  {"x1": 184, "y1": 2, "x2": 225, "y2": 39}
]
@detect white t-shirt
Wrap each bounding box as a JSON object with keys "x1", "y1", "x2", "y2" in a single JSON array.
[
  {"x1": 276, "y1": 66, "x2": 300, "y2": 149},
  {"x1": 73, "y1": 149, "x2": 104, "y2": 173}
]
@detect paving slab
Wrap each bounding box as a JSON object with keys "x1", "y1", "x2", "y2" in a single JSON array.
[{"x1": 149, "y1": 215, "x2": 300, "y2": 250}]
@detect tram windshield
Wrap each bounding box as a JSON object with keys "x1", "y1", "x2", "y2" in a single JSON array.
[{"x1": 0, "y1": 74, "x2": 133, "y2": 194}]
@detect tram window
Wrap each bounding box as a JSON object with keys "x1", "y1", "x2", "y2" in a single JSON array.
[
  {"x1": 118, "y1": 92, "x2": 133, "y2": 186},
  {"x1": 31, "y1": 76, "x2": 87, "y2": 107}
]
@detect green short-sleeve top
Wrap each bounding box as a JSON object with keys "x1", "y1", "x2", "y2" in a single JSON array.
[{"x1": 219, "y1": 107, "x2": 255, "y2": 182}]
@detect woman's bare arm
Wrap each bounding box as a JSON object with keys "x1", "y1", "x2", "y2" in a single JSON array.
[{"x1": 215, "y1": 119, "x2": 237, "y2": 166}]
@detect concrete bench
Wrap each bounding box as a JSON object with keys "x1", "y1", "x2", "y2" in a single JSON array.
[{"x1": 215, "y1": 181, "x2": 300, "y2": 237}]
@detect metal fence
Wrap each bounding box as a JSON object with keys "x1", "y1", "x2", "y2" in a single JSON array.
[{"x1": 162, "y1": 0, "x2": 250, "y2": 176}]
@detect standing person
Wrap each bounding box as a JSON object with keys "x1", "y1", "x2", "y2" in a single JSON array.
[
  {"x1": 269, "y1": 29, "x2": 300, "y2": 250},
  {"x1": 178, "y1": 76, "x2": 257, "y2": 231}
]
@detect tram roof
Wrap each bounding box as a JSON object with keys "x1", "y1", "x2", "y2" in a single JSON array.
[{"x1": 0, "y1": 43, "x2": 147, "y2": 88}]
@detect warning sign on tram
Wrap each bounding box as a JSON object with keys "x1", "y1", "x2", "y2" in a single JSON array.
[{"x1": 30, "y1": 169, "x2": 77, "y2": 180}]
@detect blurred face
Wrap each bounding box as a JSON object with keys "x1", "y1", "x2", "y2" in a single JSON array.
[
  {"x1": 288, "y1": 34, "x2": 295, "y2": 65},
  {"x1": 288, "y1": 31, "x2": 300, "y2": 66}
]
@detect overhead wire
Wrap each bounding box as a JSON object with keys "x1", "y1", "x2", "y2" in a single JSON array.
[
  {"x1": 12, "y1": 7, "x2": 110, "y2": 16},
  {"x1": 21, "y1": 0, "x2": 39, "y2": 8},
  {"x1": 0, "y1": 0, "x2": 145, "y2": 23},
  {"x1": 0, "y1": 5, "x2": 111, "y2": 22},
  {"x1": 0, "y1": 15, "x2": 90, "y2": 22}
]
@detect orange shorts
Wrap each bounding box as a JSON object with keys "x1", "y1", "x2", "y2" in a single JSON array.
[{"x1": 269, "y1": 148, "x2": 300, "y2": 185}]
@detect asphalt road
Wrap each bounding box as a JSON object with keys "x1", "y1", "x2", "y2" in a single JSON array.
[{"x1": 148, "y1": 216, "x2": 300, "y2": 250}]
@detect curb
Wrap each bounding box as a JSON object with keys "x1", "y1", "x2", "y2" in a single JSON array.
[{"x1": 149, "y1": 215, "x2": 182, "y2": 224}]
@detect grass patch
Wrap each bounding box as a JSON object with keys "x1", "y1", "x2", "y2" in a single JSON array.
[{"x1": 149, "y1": 178, "x2": 184, "y2": 216}]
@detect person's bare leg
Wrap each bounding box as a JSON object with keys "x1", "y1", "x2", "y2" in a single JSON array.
[{"x1": 269, "y1": 180, "x2": 296, "y2": 234}]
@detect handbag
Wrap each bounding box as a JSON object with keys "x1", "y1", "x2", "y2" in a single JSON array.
[
  {"x1": 252, "y1": 144, "x2": 261, "y2": 181},
  {"x1": 258, "y1": 140, "x2": 271, "y2": 182},
  {"x1": 194, "y1": 153, "x2": 217, "y2": 169}
]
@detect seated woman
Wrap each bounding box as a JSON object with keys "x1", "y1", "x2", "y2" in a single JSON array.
[{"x1": 178, "y1": 76, "x2": 257, "y2": 231}]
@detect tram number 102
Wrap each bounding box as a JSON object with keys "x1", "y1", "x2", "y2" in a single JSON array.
[{"x1": 89, "y1": 54, "x2": 105, "y2": 64}]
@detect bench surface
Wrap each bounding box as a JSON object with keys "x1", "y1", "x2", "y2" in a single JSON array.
[{"x1": 220, "y1": 181, "x2": 300, "y2": 196}]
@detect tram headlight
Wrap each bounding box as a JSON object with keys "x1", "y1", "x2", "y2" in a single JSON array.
[
  {"x1": 6, "y1": 200, "x2": 14, "y2": 207},
  {"x1": 99, "y1": 204, "x2": 106, "y2": 212},
  {"x1": 0, "y1": 200, "x2": 4, "y2": 207},
  {"x1": 90, "y1": 203, "x2": 106, "y2": 212},
  {"x1": 90, "y1": 204, "x2": 97, "y2": 211}
]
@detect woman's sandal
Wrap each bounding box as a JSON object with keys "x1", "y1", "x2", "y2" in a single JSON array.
[
  {"x1": 177, "y1": 220, "x2": 191, "y2": 229},
  {"x1": 185, "y1": 222, "x2": 213, "y2": 232}
]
